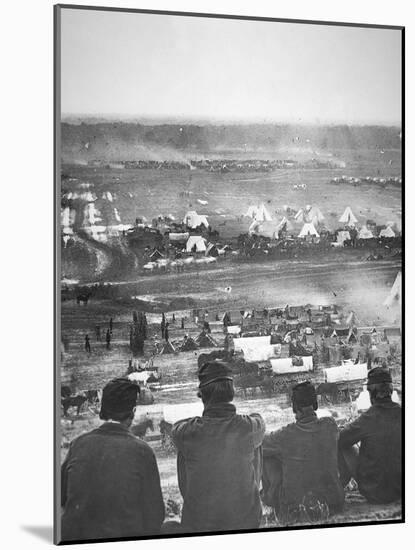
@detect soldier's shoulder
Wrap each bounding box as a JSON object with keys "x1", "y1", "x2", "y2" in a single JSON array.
[{"x1": 318, "y1": 416, "x2": 338, "y2": 429}]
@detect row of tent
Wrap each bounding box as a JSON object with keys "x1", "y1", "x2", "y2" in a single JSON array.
[
  {"x1": 158, "y1": 332, "x2": 217, "y2": 354},
  {"x1": 246, "y1": 203, "x2": 399, "y2": 235}
]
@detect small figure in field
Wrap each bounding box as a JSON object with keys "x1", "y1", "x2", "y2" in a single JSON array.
[
  {"x1": 172, "y1": 313, "x2": 176, "y2": 323},
  {"x1": 106, "y1": 329, "x2": 111, "y2": 350},
  {"x1": 164, "y1": 322, "x2": 170, "y2": 341},
  {"x1": 95, "y1": 325, "x2": 101, "y2": 341},
  {"x1": 85, "y1": 334, "x2": 91, "y2": 353},
  {"x1": 109, "y1": 317, "x2": 113, "y2": 334},
  {"x1": 181, "y1": 317, "x2": 185, "y2": 330},
  {"x1": 161, "y1": 313, "x2": 166, "y2": 339}
]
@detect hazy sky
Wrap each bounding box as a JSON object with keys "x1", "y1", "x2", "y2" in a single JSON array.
[{"x1": 60, "y1": 8, "x2": 402, "y2": 125}]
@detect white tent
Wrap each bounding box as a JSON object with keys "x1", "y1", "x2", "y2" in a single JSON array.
[
  {"x1": 245, "y1": 205, "x2": 258, "y2": 218},
  {"x1": 298, "y1": 222, "x2": 319, "y2": 238},
  {"x1": 325, "y1": 361, "x2": 368, "y2": 383},
  {"x1": 294, "y1": 208, "x2": 306, "y2": 222},
  {"x1": 383, "y1": 271, "x2": 402, "y2": 307},
  {"x1": 248, "y1": 219, "x2": 260, "y2": 234},
  {"x1": 358, "y1": 226, "x2": 374, "y2": 239},
  {"x1": 183, "y1": 211, "x2": 209, "y2": 229},
  {"x1": 169, "y1": 232, "x2": 189, "y2": 242},
  {"x1": 270, "y1": 356, "x2": 313, "y2": 374},
  {"x1": 233, "y1": 335, "x2": 271, "y2": 353},
  {"x1": 337, "y1": 230, "x2": 351, "y2": 245},
  {"x1": 276, "y1": 216, "x2": 293, "y2": 232},
  {"x1": 249, "y1": 220, "x2": 279, "y2": 239},
  {"x1": 307, "y1": 206, "x2": 325, "y2": 225},
  {"x1": 379, "y1": 226, "x2": 396, "y2": 238},
  {"x1": 243, "y1": 344, "x2": 281, "y2": 362},
  {"x1": 339, "y1": 206, "x2": 358, "y2": 225},
  {"x1": 186, "y1": 236, "x2": 207, "y2": 253},
  {"x1": 245, "y1": 203, "x2": 272, "y2": 222}
]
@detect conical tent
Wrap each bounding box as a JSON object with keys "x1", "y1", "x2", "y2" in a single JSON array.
[
  {"x1": 159, "y1": 341, "x2": 176, "y2": 354},
  {"x1": 179, "y1": 336, "x2": 199, "y2": 351},
  {"x1": 379, "y1": 226, "x2": 396, "y2": 238},
  {"x1": 298, "y1": 222, "x2": 319, "y2": 238},
  {"x1": 358, "y1": 226, "x2": 374, "y2": 239},
  {"x1": 307, "y1": 206, "x2": 325, "y2": 225},
  {"x1": 339, "y1": 207, "x2": 358, "y2": 225},
  {"x1": 245, "y1": 204, "x2": 272, "y2": 222},
  {"x1": 256, "y1": 203, "x2": 272, "y2": 222},
  {"x1": 245, "y1": 205, "x2": 258, "y2": 218},
  {"x1": 277, "y1": 216, "x2": 294, "y2": 233},
  {"x1": 195, "y1": 332, "x2": 218, "y2": 348},
  {"x1": 294, "y1": 208, "x2": 305, "y2": 222},
  {"x1": 383, "y1": 271, "x2": 402, "y2": 307}
]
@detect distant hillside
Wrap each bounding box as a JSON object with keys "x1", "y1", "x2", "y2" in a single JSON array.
[{"x1": 61, "y1": 122, "x2": 401, "y2": 162}]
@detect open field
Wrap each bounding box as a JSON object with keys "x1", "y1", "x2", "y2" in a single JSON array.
[{"x1": 62, "y1": 159, "x2": 401, "y2": 243}]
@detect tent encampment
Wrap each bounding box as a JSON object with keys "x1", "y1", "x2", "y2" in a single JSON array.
[
  {"x1": 383, "y1": 271, "x2": 402, "y2": 307},
  {"x1": 298, "y1": 222, "x2": 319, "y2": 238},
  {"x1": 339, "y1": 207, "x2": 358, "y2": 225},
  {"x1": 186, "y1": 236, "x2": 207, "y2": 252}
]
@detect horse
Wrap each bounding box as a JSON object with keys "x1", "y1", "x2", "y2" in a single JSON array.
[
  {"x1": 76, "y1": 293, "x2": 90, "y2": 306},
  {"x1": 61, "y1": 394, "x2": 88, "y2": 416},
  {"x1": 61, "y1": 385, "x2": 72, "y2": 399},
  {"x1": 159, "y1": 419, "x2": 174, "y2": 450},
  {"x1": 61, "y1": 390, "x2": 100, "y2": 416},
  {"x1": 130, "y1": 417, "x2": 154, "y2": 439}
]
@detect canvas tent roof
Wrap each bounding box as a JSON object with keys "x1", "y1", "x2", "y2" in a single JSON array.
[
  {"x1": 195, "y1": 331, "x2": 218, "y2": 348},
  {"x1": 270, "y1": 356, "x2": 313, "y2": 374},
  {"x1": 233, "y1": 335, "x2": 271, "y2": 353},
  {"x1": 383, "y1": 271, "x2": 401, "y2": 307},
  {"x1": 183, "y1": 211, "x2": 209, "y2": 229},
  {"x1": 337, "y1": 230, "x2": 351, "y2": 244},
  {"x1": 245, "y1": 203, "x2": 272, "y2": 222},
  {"x1": 339, "y1": 207, "x2": 358, "y2": 225},
  {"x1": 358, "y1": 226, "x2": 374, "y2": 239},
  {"x1": 169, "y1": 232, "x2": 189, "y2": 242},
  {"x1": 179, "y1": 336, "x2": 199, "y2": 351},
  {"x1": 159, "y1": 340, "x2": 176, "y2": 354},
  {"x1": 276, "y1": 216, "x2": 294, "y2": 233},
  {"x1": 307, "y1": 206, "x2": 325, "y2": 225},
  {"x1": 379, "y1": 226, "x2": 396, "y2": 238},
  {"x1": 249, "y1": 220, "x2": 279, "y2": 239},
  {"x1": 298, "y1": 222, "x2": 319, "y2": 238},
  {"x1": 186, "y1": 236, "x2": 207, "y2": 252}
]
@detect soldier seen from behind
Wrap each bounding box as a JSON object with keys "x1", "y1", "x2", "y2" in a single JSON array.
[
  {"x1": 61, "y1": 378, "x2": 165, "y2": 541},
  {"x1": 262, "y1": 381, "x2": 344, "y2": 525},
  {"x1": 338, "y1": 367, "x2": 401, "y2": 504}
]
